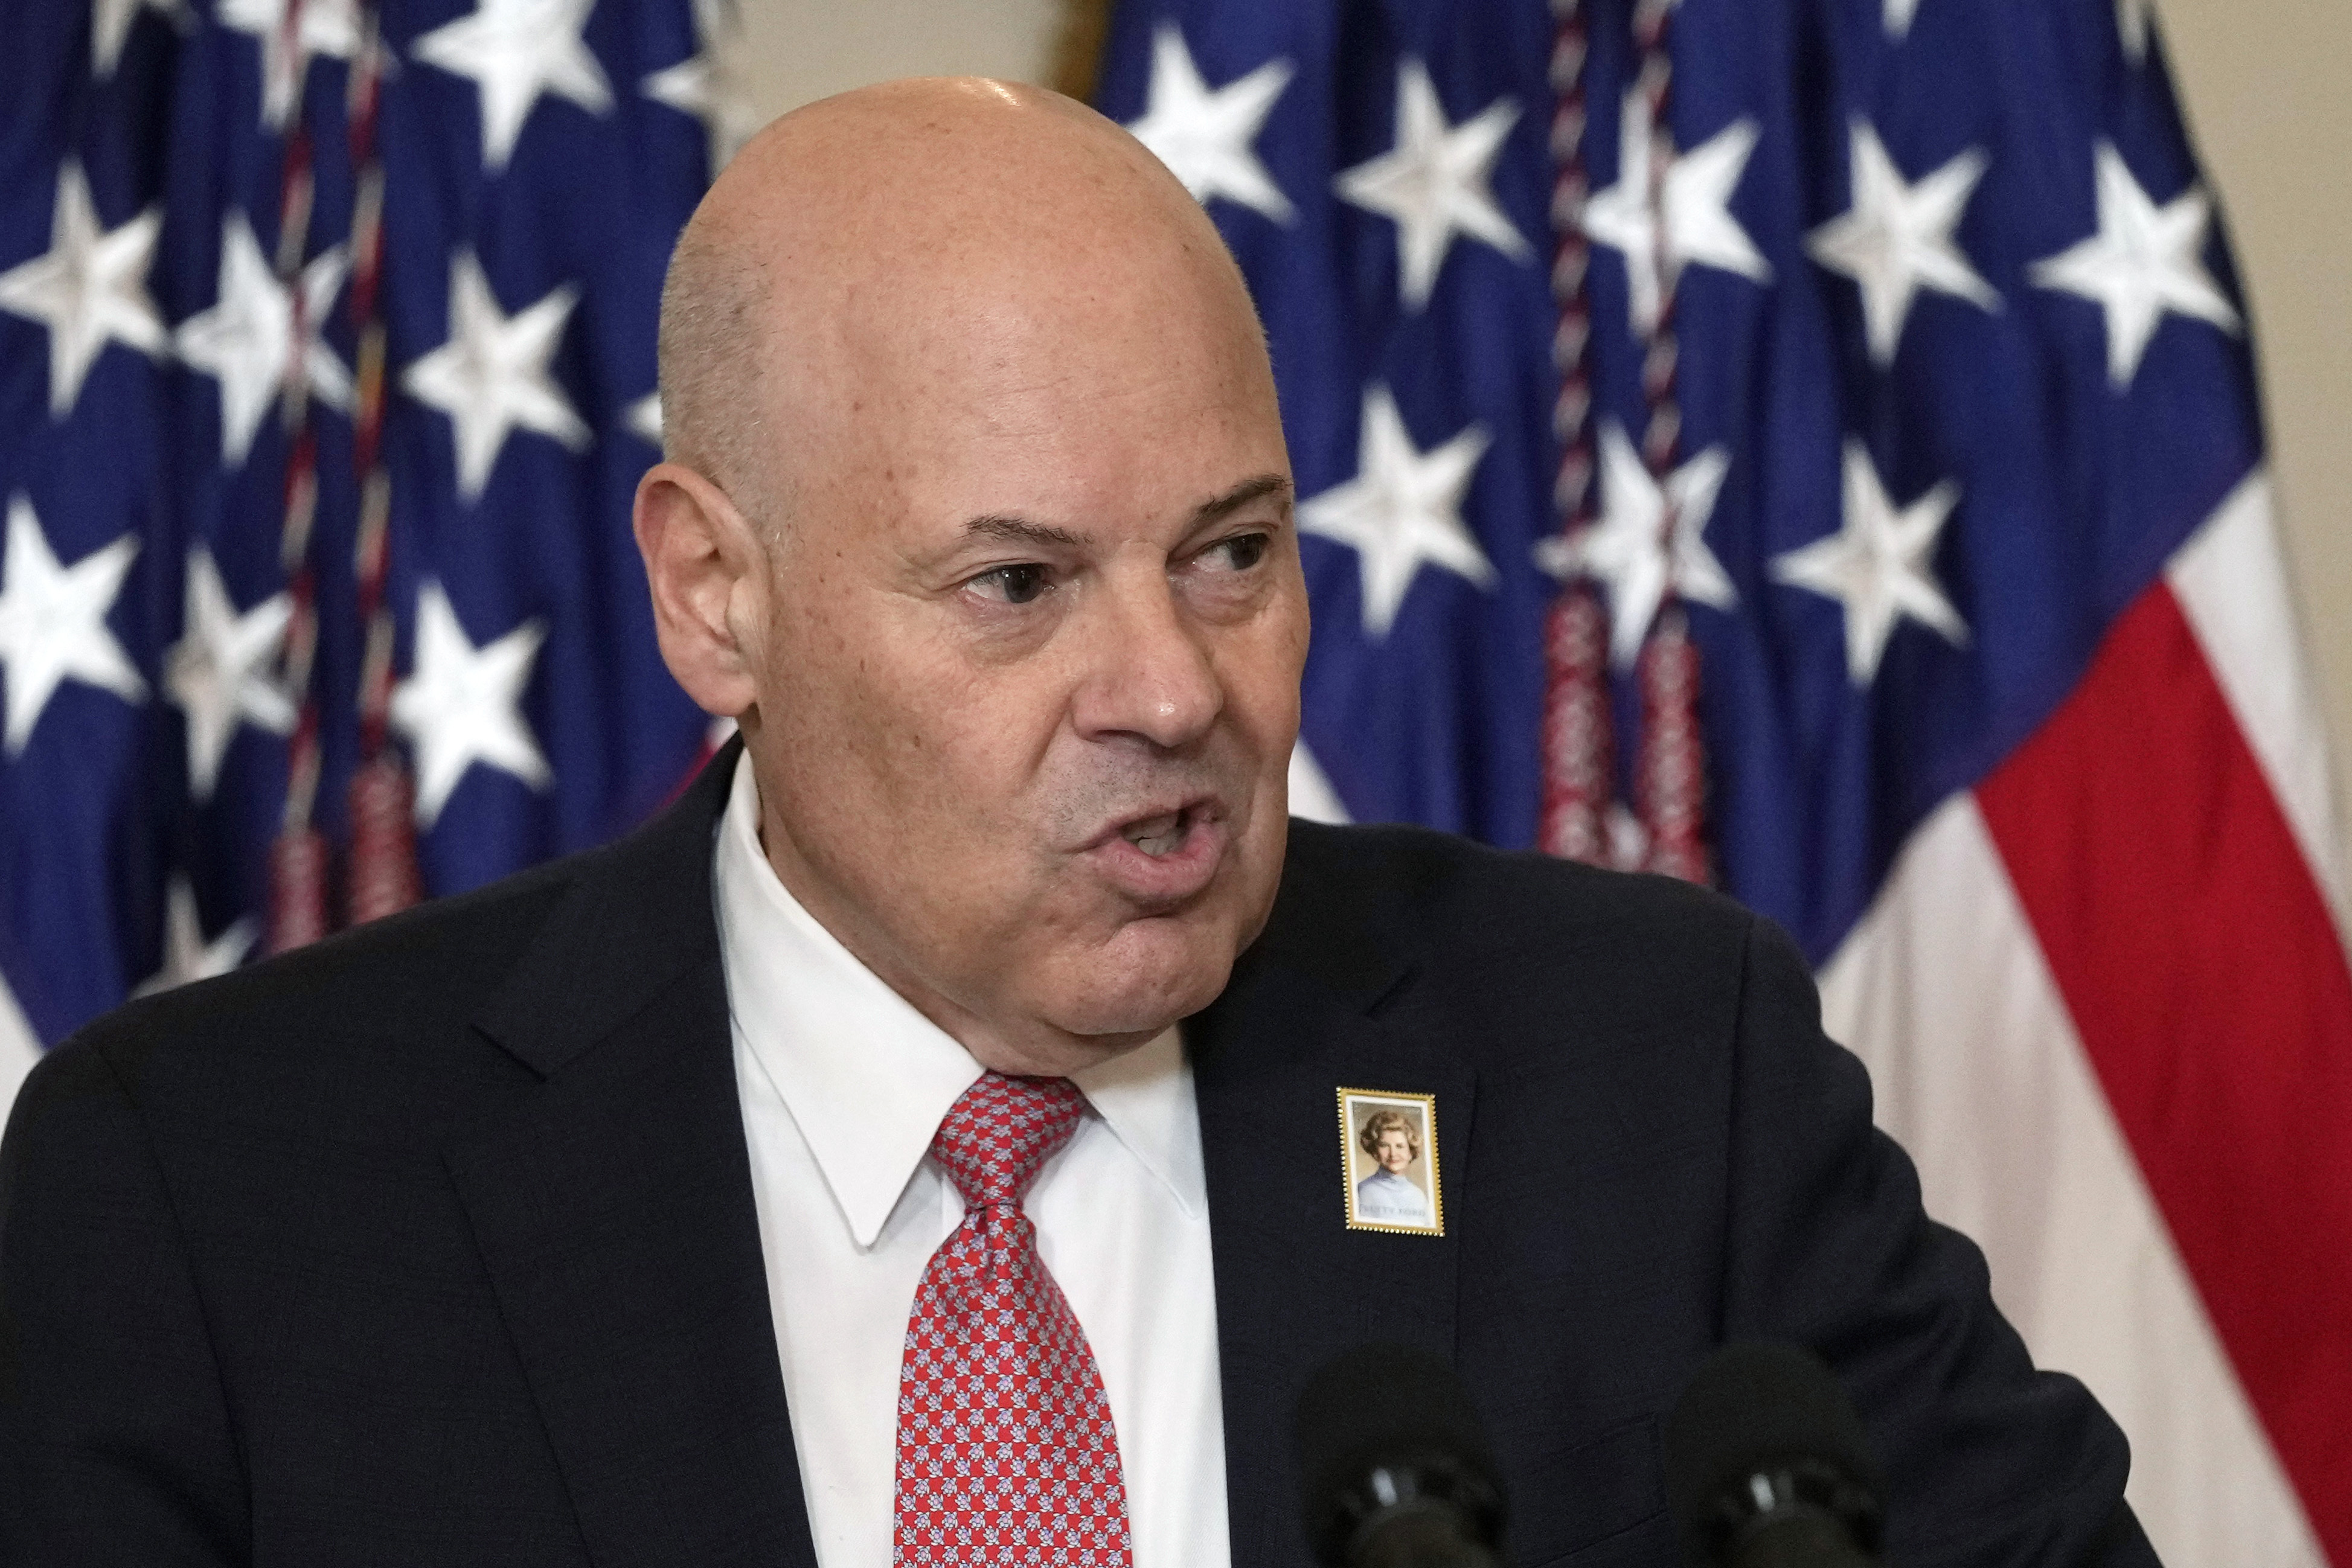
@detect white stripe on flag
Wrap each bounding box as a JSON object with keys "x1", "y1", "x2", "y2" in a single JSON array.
[
  {"x1": 1, "y1": 971, "x2": 39, "y2": 1128},
  {"x1": 2166, "y1": 470, "x2": 2351, "y2": 942},
  {"x1": 1819, "y1": 791, "x2": 2325, "y2": 1568},
  {"x1": 1288, "y1": 740, "x2": 1351, "y2": 825}
]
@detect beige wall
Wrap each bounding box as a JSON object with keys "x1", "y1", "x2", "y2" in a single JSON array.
[
  {"x1": 731, "y1": 0, "x2": 1061, "y2": 113},
  {"x1": 723, "y1": 0, "x2": 2352, "y2": 834},
  {"x1": 2161, "y1": 0, "x2": 2352, "y2": 836}
]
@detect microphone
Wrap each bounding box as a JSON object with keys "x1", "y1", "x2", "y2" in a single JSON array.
[
  {"x1": 1295, "y1": 1343, "x2": 1509, "y2": 1568},
  {"x1": 1662, "y1": 1343, "x2": 1887, "y2": 1568}
]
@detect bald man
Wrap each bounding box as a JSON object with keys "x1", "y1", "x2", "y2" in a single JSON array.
[{"x1": 1, "y1": 82, "x2": 2156, "y2": 1568}]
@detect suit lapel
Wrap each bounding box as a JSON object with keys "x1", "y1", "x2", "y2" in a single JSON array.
[
  {"x1": 1193, "y1": 840, "x2": 1475, "y2": 1568},
  {"x1": 445, "y1": 743, "x2": 817, "y2": 1568}
]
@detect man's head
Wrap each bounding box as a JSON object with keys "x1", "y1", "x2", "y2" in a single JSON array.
[{"x1": 635, "y1": 78, "x2": 1307, "y2": 1077}]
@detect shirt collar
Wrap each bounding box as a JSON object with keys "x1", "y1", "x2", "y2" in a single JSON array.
[
  {"x1": 712, "y1": 752, "x2": 1205, "y2": 1247},
  {"x1": 1071, "y1": 1025, "x2": 1204, "y2": 1223}
]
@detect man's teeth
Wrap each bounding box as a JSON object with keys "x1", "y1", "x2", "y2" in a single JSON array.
[{"x1": 1123, "y1": 811, "x2": 1187, "y2": 857}]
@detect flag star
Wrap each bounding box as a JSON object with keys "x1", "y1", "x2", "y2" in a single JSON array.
[
  {"x1": 176, "y1": 215, "x2": 351, "y2": 469},
  {"x1": 391, "y1": 581, "x2": 551, "y2": 827},
  {"x1": 135, "y1": 877, "x2": 258, "y2": 997},
  {"x1": 413, "y1": 0, "x2": 615, "y2": 173},
  {"x1": 0, "y1": 161, "x2": 167, "y2": 418},
  {"x1": 1807, "y1": 121, "x2": 1999, "y2": 365},
  {"x1": 1883, "y1": 0, "x2": 1921, "y2": 34},
  {"x1": 1536, "y1": 422, "x2": 1736, "y2": 668},
  {"x1": 641, "y1": 55, "x2": 752, "y2": 166},
  {"x1": 164, "y1": 548, "x2": 293, "y2": 801},
  {"x1": 1581, "y1": 91, "x2": 1772, "y2": 337},
  {"x1": 1772, "y1": 441, "x2": 1969, "y2": 685},
  {"x1": 1126, "y1": 22, "x2": 1296, "y2": 224},
  {"x1": 0, "y1": 495, "x2": 146, "y2": 757},
  {"x1": 639, "y1": 52, "x2": 711, "y2": 118},
  {"x1": 1336, "y1": 59, "x2": 1529, "y2": 310},
  {"x1": 1301, "y1": 385, "x2": 1495, "y2": 640},
  {"x1": 2030, "y1": 141, "x2": 2238, "y2": 389},
  {"x1": 91, "y1": 0, "x2": 187, "y2": 78},
  {"x1": 217, "y1": 0, "x2": 358, "y2": 128},
  {"x1": 402, "y1": 252, "x2": 589, "y2": 501},
  {"x1": 641, "y1": 0, "x2": 754, "y2": 165},
  {"x1": 625, "y1": 391, "x2": 663, "y2": 447}
]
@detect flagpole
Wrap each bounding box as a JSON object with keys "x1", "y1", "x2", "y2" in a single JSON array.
[
  {"x1": 1049, "y1": 0, "x2": 1113, "y2": 102},
  {"x1": 1538, "y1": 0, "x2": 1618, "y2": 868},
  {"x1": 342, "y1": 3, "x2": 425, "y2": 927},
  {"x1": 1624, "y1": 0, "x2": 1713, "y2": 888},
  {"x1": 264, "y1": 0, "x2": 334, "y2": 954}
]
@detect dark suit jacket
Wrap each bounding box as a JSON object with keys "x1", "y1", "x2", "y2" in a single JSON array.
[{"x1": 1, "y1": 745, "x2": 2156, "y2": 1568}]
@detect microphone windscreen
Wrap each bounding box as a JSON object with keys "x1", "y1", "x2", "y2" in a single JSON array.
[
  {"x1": 1294, "y1": 1343, "x2": 1505, "y2": 1563},
  {"x1": 1662, "y1": 1342, "x2": 1882, "y2": 1563}
]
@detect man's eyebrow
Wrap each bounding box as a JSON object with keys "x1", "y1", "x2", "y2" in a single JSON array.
[
  {"x1": 1193, "y1": 473, "x2": 1292, "y2": 526},
  {"x1": 957, "y1": 474, "x2": 1290, "y2": 548},
  {"x1": 962, "y1": 514, "x2": 1087, "y2": 548}
]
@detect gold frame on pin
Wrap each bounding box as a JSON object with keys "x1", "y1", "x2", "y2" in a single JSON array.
[{"x1": 1336, "y1": 1087, "x2": 1444, "y2": 1236}]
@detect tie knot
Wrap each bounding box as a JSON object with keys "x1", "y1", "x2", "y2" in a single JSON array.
[{"x1": 931, "y1": 1071, "x2": 1086, "y2": 1210}]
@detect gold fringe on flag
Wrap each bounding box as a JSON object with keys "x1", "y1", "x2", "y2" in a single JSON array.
[{"x1": 1050, "y1": 0, "x2": 1113, "y2": 104}]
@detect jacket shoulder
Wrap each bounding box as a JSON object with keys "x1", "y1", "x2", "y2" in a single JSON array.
[
  {"x1": 34, "y1": 846, "x2": 589, "y2": 1109},
  {"x1": 34, "y1": 743, "x2": 735, "y2": 1123},
  {"x1": 1281, "y1": 817, "x2": 1755, "y2": 966}
]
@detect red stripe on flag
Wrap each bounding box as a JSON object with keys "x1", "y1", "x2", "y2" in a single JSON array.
[{"x1": 1977, "y1": 582, "x2": 2352, "y2": 1563}]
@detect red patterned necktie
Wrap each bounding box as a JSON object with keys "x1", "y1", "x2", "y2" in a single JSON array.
[{"x1": 894, "y1": 1071, "x2": 1135, "y2": 1567}]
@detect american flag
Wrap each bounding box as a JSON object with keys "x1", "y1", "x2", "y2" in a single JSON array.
[
  {"x1": 0, "y1": 0, "x2": 717, "y2": 1076},
  {"x1": 1095, "y1": 0, "x2": 2351, "y2": 1562}
]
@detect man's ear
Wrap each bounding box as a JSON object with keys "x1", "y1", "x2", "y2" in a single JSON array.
[{"x1": 633, "y1": 461, "x2": 764, "y2": 718}]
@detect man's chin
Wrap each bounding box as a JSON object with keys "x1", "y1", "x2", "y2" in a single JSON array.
[{"x1": 1033, "y1": 917, "x2": 1239, "y2": 1041}]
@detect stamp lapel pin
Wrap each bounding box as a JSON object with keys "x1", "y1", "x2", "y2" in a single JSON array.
[{"x1": 1337, "y1": 1087, "x2": 1444, "y2": 1235}]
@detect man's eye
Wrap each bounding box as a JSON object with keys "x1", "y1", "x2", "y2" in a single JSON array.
[
  {"x1": 972, "y1": 563, "x2": 1051, "y2": 604},
  {"x1": 1204, "y1": 533, "x2": 1270, "y2": 572}
]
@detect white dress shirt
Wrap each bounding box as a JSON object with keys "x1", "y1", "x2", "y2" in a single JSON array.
[{"x1": 712, "y1": 754, "x2": 1232, "y2": 1568}]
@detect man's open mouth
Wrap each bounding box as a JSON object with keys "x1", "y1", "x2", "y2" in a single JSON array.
[{"x1": 1121, "y1": 806, "x2": 1197, "y2": 859}]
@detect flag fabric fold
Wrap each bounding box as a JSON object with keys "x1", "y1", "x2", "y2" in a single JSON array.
[
  {"x1": 1095, "y1": 0, "x2": 2351, "y2": 1561},
  {"x1": 0, "y1": 0, "x2": 716, "y2": 1063}
]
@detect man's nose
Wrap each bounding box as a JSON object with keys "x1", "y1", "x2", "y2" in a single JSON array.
[{"x1": 1069, "y1": 571, "x2": 1223, "y2": 750}]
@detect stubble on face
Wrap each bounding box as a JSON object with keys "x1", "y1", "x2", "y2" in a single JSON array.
[{"x1": 690, "y1": 82, "x2": 1308, "y2": 1075}]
